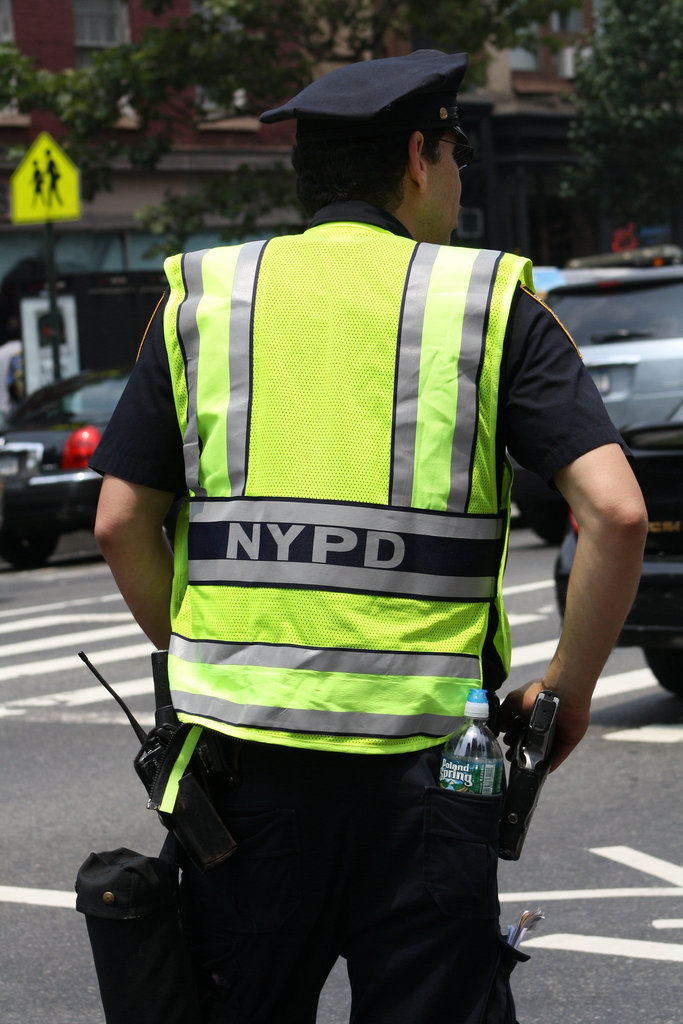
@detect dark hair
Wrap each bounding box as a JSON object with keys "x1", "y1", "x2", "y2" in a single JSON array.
[{"x1": 292, "y1": 127, "x2": 444, "y2": 217}]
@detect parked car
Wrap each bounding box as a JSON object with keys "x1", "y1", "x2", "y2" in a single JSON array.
[
  {"x1": 0, "y1": 369, "x2": 129, "y2": 568},
  {"x1": 513, "y1": 259, "x2": 683, "y2": 542},
  {"x1": 555, "y1": 421, "x2": 683, "y2": 697}
]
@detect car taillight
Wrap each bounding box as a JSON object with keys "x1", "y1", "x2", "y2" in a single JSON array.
[
  {"x1": 596, "y1": 280, "x2": 621, "y2": 290},
  {"x1": 569, "y1": 509, "x2": 579, "y2": 535},
  {"x1": 61, "y1": 425, "x2": 102, "y2": 470}
]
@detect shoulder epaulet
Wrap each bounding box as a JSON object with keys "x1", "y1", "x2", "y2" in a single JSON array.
[
  {"x1": 520, "y1": 284, "x2": 581, "y2": 357},
  {"x1": 136, "y1": 293, "x2": 166, "y2": 362}
]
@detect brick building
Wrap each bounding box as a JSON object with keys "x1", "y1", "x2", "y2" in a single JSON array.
[{"x1": 0, "y1": 0, "x2": 600, "y2": 365}]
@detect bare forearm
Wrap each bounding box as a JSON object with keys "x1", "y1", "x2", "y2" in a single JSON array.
[
  {"x1": 95, "y1": 476, "x2": 176, "y2": 650},
  {"x1": 101, "y1": 529, "x2": 174, "y2": 649}
]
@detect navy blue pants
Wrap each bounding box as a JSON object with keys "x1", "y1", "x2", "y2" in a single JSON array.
[{"x1": 179, "y1": 741, "x2": 523, "y2": 1023}]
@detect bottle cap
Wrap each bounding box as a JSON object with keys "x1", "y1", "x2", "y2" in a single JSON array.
[{"x1": 464, "y1": 688, "x2": 489, "y2": 719}]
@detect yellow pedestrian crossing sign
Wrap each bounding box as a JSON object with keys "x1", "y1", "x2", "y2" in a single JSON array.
[{"x1": 10, "y1": 131, "x2": 80, "y2": 225}]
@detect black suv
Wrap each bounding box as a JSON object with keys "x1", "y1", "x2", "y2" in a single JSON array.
[{"x1": 555, "y1": 421, "x2": 683, "y2": 698}]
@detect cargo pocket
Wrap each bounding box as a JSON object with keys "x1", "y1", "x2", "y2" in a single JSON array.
[
  {"x1": 483, "y1": 935, "x2": 530, "y2": 1024},
  {"x1": 187, "y1": 808, "x2": 301, "y2": 935},
  {"x1": 423, "y1": 787, "x2": 502, "y2": 919}
]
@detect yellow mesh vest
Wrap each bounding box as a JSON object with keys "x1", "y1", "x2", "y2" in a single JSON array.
[{"x1": 163, "y1": 224, "x2": 532, "y2": 753}]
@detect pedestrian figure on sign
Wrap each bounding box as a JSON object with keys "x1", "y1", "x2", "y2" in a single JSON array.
[
  {"x1": 32, "y1": 160, "x2": 44, "y2": 207},
  {"x1": 45, "y1": 149, "x2": 62, "y2": 206}
]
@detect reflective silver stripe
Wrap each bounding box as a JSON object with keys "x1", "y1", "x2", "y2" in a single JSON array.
[
  {"x1": 448, "y1": 249, "x2": 502, "y2": 512},
  {"x1": 226, "y1": 240, "x2": 268, "y2": 496},
  {"x1": 177, "y1": 249, "x2": 210, "y2": 495},
  {"x1": 188, "y1": 557, "x2": 495, "y2": 599},
  {"x1": 172, "y1": 690, "x2": 464, "y2": 739},
  {"x1": 190, "y1": 498, "x2": 503, "y2": 541},
  {"x1": 171, "y1": 635, "x2": 480, "y2": 680},
  {"x1": 391, "y1": 243, "x2": 440, "y2": 506}
]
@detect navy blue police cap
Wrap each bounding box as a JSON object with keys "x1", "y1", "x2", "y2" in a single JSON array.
[{"x1": 260, "y1": 50, "x2": 469, "y2": 135}]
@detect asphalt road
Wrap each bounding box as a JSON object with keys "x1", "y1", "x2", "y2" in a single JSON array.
[{"x1": 0, "y1": 526, "x2": 681, "y2": 1024}]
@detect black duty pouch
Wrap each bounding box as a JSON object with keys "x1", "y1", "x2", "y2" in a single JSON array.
[
  {"x1": 133, "y1": 719, "x2": 237, "y2": 873},
  {"x1": 75, "y1": 836, "x2": 202, "y2": 1024}
]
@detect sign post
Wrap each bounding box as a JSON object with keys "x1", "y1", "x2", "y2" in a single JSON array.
[{"x1": 9, "y1": 131, "x2": 81, "y2": 382}]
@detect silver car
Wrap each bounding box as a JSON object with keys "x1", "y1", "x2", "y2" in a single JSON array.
[{"x1": 549, "y1": 263, "x2": 683, "y2": 427}]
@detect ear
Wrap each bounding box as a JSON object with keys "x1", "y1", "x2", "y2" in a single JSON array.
[{"x1": 405, "y1": 131, "x2": 429, "y2": 192}]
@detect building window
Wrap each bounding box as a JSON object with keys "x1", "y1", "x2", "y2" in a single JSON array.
[
  {"x1": 73, "y1": 0, "x2": 130, "y2": 67},
  {"x1": 550, "y1": 10, "x2": 585, "y2": 34},
  {"x1": 508, "y1": 46, "x2": 540, "y2": 71},
  {"x1": 0, "y1": 0, "x2": 14, "y2": 42}
]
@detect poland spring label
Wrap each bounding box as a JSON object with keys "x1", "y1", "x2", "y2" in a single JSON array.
[{"x1": 439, "y1": 755, "x2": 502, "y2": 795}]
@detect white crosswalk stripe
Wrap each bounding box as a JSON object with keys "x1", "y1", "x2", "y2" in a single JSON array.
[
  {"x1": 0, "y1": 677, "x2": 151, "y2": 712},
  {"x1": 522, "y1": 933, "x2": 683, "y2": 962},
  {"x1": 0, "y1": 642, "x2": 153, "y2": 685},
  {"x1": 606, "y1": 724, "x2": 683, "y2": 743},
  {"x1": 0, "y1": 612, "x2": 133, "y2": 635},
  {"x1": 0, "y1": 592, "x2": 121, "y2": 619},
  {"x1": 0, "y1": 621, "x2": 144, "y2": 660}
]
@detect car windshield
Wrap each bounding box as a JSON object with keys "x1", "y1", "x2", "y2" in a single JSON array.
[
  {"x1": 8, "y1": 373, "x2": 128, "y2": 427},
  {"x1": 547, "y1": 280, "x2": 683, "y2": 347}
]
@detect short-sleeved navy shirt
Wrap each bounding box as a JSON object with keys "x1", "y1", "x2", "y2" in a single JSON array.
[{"x1": 91, "y1": 202, "x2": 621, "y2": 493}]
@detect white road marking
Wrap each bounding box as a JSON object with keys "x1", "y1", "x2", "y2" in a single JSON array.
[
  {"x1": 521, "y1": 933, "x2": 683, "y2": 962},
  {"x1": 0, "y1": 885, "x2": 75, "y2": 909},
  {"x1": 504, "y1": 579, "x2": 554, "y2": 596},
  {"x1": 0, "y1": 592, "x2": 121, "y2": 619},
  {"x1": 593, "y1": 669, "x2": 657, "y2": 699},
  {"x1": 500, "y1": 887, "x2": 683, "y2": 903},
  {"x1": 1, "y1": 677, "x2": 151, "y2": 712},
  {"x1": 652, "y1": 919, "x2": 683, "y2": 929},
  {"x1": 4, "y1": 884, "x2": 683, "y2": 911},
  {"x1": 26, "y1": 709, "x2": 155, "y2": 726},
  {"x1": 0, "y1": 593, "x2": 121, "y2": 622},
  {"x1": 510, "y1": 639, "x2": 557, "y2": 668},
  {"x1": 606, "y1": 724, "x2": 683, "y2": 743},
  {"x1": 591, "y1": 847, "x2": 683, "y2": 887},
  {"x1": 0, "y1": 622, "x2": 143, "y2": 660},
  {"x1": 0, "y1": 642, "x2": 152, "y2": 683},
  {"x1": 0, "y1": 612, "x2": 132, "y2": 636},
  {"x1": 15, "y1": 563, "x2": 111, "y2": 583},
  {"x1": 507, "y1": 613, "x2": 546, "y2": 626}
]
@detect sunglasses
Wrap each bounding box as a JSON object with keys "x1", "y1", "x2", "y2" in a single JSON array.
[{"x1": 438, "y1": 127, "x2": 474, "y2": 171}]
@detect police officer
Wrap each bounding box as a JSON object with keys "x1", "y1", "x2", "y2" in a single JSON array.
[{"x1": 92, "y1": 50, "x2": 647, "y2": 1023}]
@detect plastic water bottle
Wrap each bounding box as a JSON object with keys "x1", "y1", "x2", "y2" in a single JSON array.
[{"x1": 439, "y1": 688, "x2": 504, "y2": 795}]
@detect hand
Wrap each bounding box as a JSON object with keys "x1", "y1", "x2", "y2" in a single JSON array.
[{"x1": 499, "y1": 679, "x2": 591, "y2": 771}]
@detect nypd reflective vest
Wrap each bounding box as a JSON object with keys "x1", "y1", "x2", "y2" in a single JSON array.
[{"x1": 163, "y1": 222, "x2": 533, "y2": 755}]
